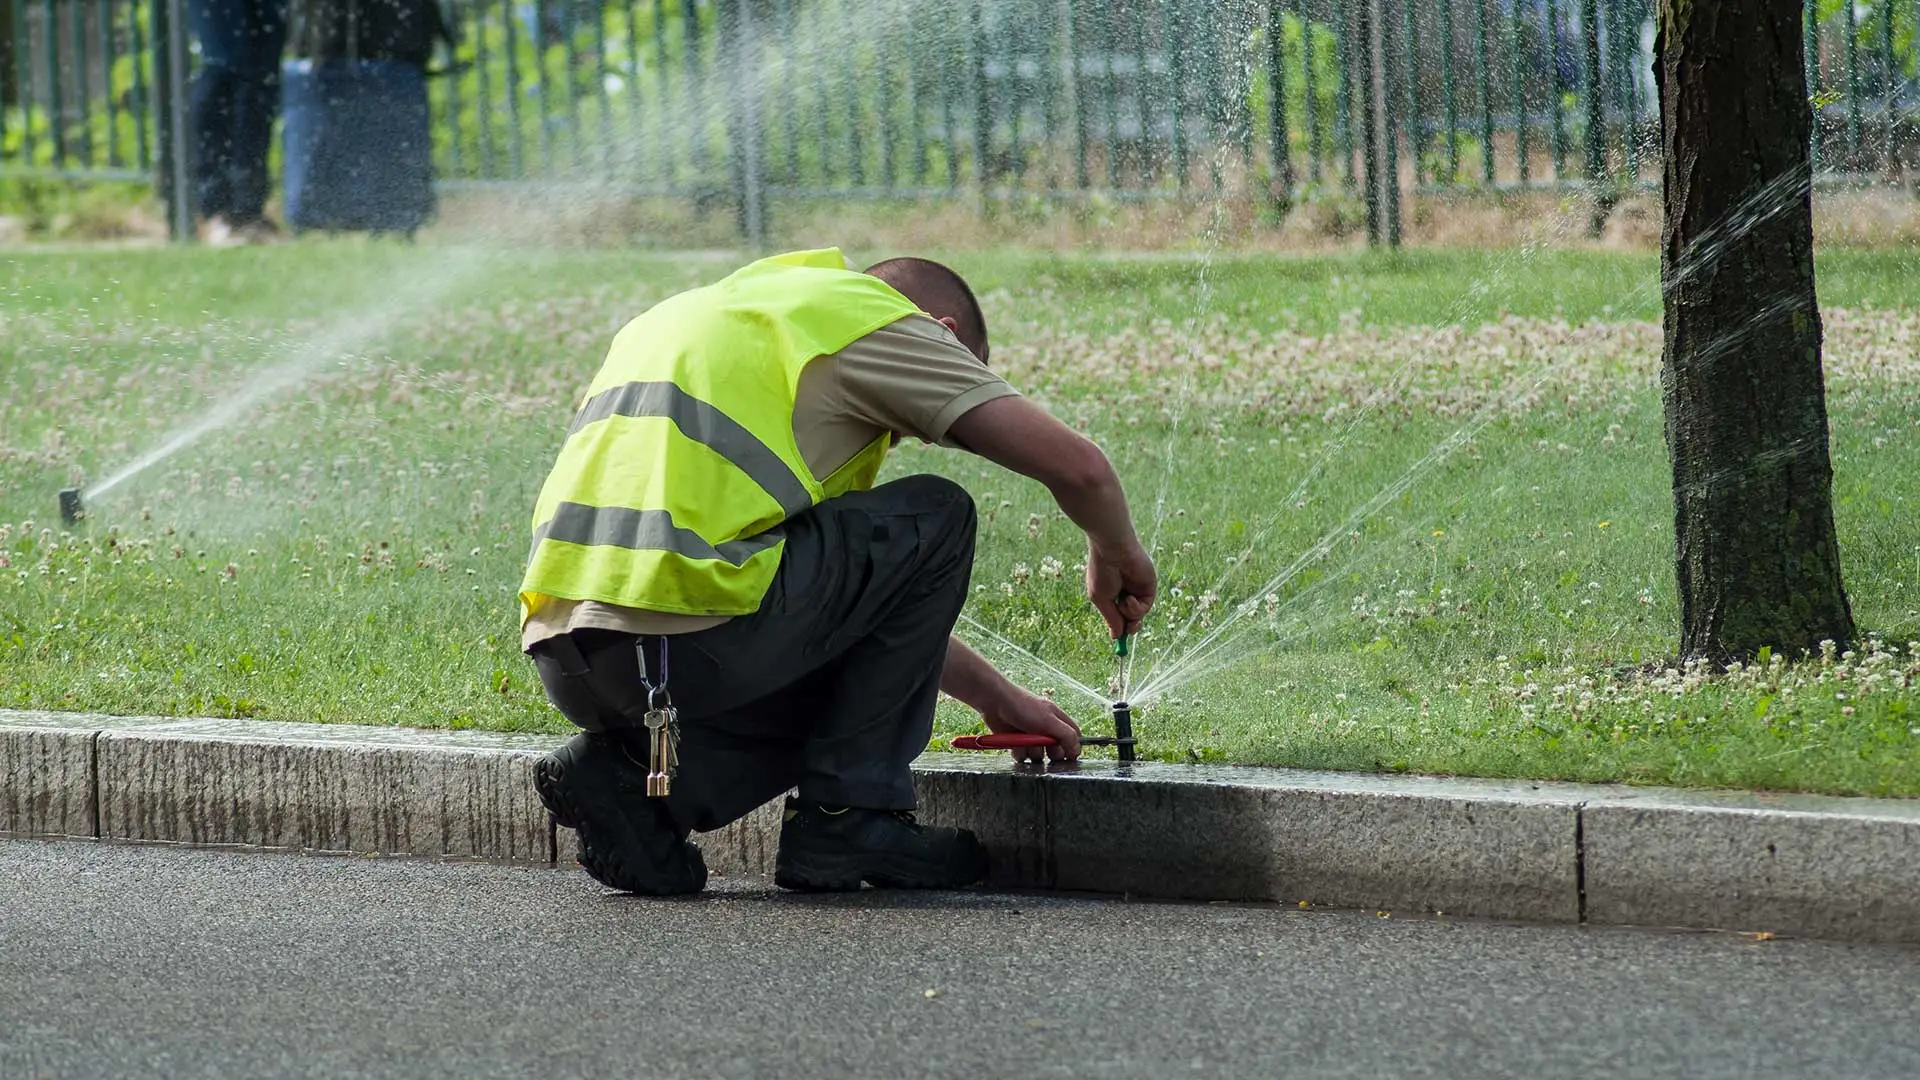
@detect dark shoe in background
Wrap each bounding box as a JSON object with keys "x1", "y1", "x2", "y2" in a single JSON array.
[
  {"x1": 774, "y1": 796, "x2": 987, "y2": 892},
  {"x1": 534, "y1": 732, "x2": 707, "y2": 896}
]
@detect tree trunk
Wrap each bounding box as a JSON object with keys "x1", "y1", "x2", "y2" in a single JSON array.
[{"x1": 1655, "y1": 0, "x2": 1854, "y2": 663}]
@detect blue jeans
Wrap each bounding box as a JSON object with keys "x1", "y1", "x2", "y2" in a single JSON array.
[{"x1": 187, "y1": 0, "x2": 287, "y2": 222}]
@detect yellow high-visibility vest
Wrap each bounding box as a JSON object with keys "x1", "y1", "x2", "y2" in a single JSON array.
[{"x1": 519, "y1": 248, "x2": 923, "y2": 624}]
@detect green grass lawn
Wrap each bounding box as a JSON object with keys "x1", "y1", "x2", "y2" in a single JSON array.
[{"x1": 2, "y1": 242, "x2": 1916, "y2": 795}]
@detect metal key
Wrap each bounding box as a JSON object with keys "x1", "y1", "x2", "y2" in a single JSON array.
[{"x1": 643, "y1": 707, "x2": 674, "y2": 797}]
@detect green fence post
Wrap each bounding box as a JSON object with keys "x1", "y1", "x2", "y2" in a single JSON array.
[
  {"x1": 1332, "y1": 0, "x2": 1351, "y2": 184},
  {"x1": 1203, "y1": 0, "x2": 1223, "y2": 192},
  {"x1": 1604, "y1": 0, "x2": 1624, "y2": 180},
  {"x1": 1070, "y1": 0, "x2": 1090, "y2": 189},
  {"x1": 442, "y1": 0, "x2": 463, "y2": 178},
  {"x1": 532, "y1": 0, "x2": 553, "y2": 171},
  {"x1": 563, "y1": 0, "x2": 584, "y2": 170},
  {"x1": 157, "y1": 0, "x2": 190, "y2": 237},
  {"x1": 1844, "y1": 0, "x2": 1860, "y2": 163},
  {"x1": 843, "y1": 0, "x2": 863, "y2": 185},
  {"x1": 1400, "y1": 0, "x2": 1418, "y2": 185},
  {"x1": 503, "y1": 0, "x2": 524, "y2": 177},
  {"x1": 816, "y1": 0, "x2": 834, "y2": 186},
  {"x1": 1581, "y1": 0, "x2": 1602, "y2": 183},
  {"x1": 880, "y1": 26, "x2": 899, "y2": 189},
  {"x1": 739, "y1": 0, "x2": 765, "y2": 245},
  {"x1": 1301, "y1": 0, "x2": 1319, "y2": 182},
  {"x1": 1620, "y1": 0, "x2": 1639, "y2": 182},
  {"x1": 129, "y1": 0, "x2": 149, "y2": 169},
  {"x1": 906, "y1": 33, "x2": 926, "y2": 186},
  {"x1": 1881, "y1": 0, "x2": 1895, "y2": 170},
  {"x1": 1105, "y1": 7, "x2": 1126, "y2": 184},
  {"x1": 0, "y1": 0, "x2": 10, "y2": 155},
  {"x1": 1172, "y1": 0, "x2": 1190, "y2": 188},
  {"x1": 1006, "y1": 3, "x2": 1025, "y2": 182},
  {"x1": 651, "y1": 0, "x2": 671, "y2": 187},
  {"x1": 774, "y1": 0, "x2": 794, "y2": 185},
  {"x1": 720, "y1": 0, "x2": 741, "y2": 220},
  {"x1": 149, "y1": 0, "x2": 170, "y2": 223},
  {"x1": 473, "y1": 1, "x2": 493, "y2": 177},
  {"x1": 972, "y1": 0, "x2": 991, "y2": 204},
  {"x1": 1384, "y1": 0, "x2": 1400, "y2": 243},
  {"x1": 1473, "y1": 0, "x2": 1491, "y2": 183},
  {"x1": 1547, "y1": 0, "x2": 1564, "y2": 176},
  {"x1": 689, "y1": 0, "x2": 712, "y2": 180},
  {"x1": 1581, "y1": 0, "x2": 1606, "y2": 230},
  {"x1": 1510, "y1": 0, "x2": 1527, "y2": 183},
  {"x1": 73, "y1": 0, "x2": 95, "y2": 164},
  {"x1": 99, "y1": 0, "x2": 117, "y2": 166},
  {"x1": 1803, "y1": 0, "x2": 1819, "y2": 172},
  {"x1": 1132, "y1": 0, "x2": 1150, "y2": 185},
  {"x1": 592, "y1": 0, "x2": 611, "y2": 174},
  {"x1": 942, "y1": 1, "x2": 959, "y2": 190},
  {"x1": 623, "y1": 0, "x2": 643, "y2": 181},
  {"x1": 1035, "y1": 0, "x2": 1056, "y2": 186},
  {"x1": 41, "y1": 0, "x2": 62, "y2": 164},
  {"x1": 1358, "y1": 0, "x2": 1379, "y2": 243},
  {"x1": 1439, "y1": 0, "x2": 1456, "y2": 181},
  {"x1": 1268, "y1": 0, "x2": 1292, "y2": 204}
]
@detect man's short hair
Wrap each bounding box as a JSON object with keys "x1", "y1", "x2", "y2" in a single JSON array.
[{"x1": 863, "y1": 257, "x2": 990, "y2": 365}]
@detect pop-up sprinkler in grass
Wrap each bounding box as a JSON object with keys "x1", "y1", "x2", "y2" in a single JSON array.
[{"x1": 58, "y1": 488, "x2": 84, "y2": 527}]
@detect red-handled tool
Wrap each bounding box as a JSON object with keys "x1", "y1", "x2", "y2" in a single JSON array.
[
  {"x1": 949, "y1": 701, "x2": 1136, "y2": 760},
  {"x1": 949, "y1": 733, "x2": 1129, "y2": 750}
]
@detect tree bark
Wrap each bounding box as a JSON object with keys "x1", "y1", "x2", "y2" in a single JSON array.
[{"x1": 1656, "y1": 0, "x2": 1854, "y2": 663}]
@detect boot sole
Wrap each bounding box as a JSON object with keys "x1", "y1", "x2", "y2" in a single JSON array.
[
  {"x1": 773, "y1": 847, "x2": 987, "y2": 893},
  {"x1": 533, "y1": 755, "x2": 706, "y2": 896}
]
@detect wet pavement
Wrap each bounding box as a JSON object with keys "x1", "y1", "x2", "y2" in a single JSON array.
[{"x1": 2, "y1": 838, "x2": 1915, "y2": 1079}]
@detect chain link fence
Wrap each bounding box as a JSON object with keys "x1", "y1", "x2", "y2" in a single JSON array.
[{"x1": 3, "y1": 0, "x2": 1915, "y2": 243}]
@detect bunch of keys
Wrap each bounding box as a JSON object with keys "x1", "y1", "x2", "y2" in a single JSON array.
[{"x1": 643, "y1": 700, "x2": 679, "y2": 797}]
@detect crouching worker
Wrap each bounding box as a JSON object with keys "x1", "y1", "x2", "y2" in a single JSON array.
[{"x1": 520, "y1": 249, "x2": 1156, "y2": 895}]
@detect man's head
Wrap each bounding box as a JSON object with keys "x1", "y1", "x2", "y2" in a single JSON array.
[{"x1": 864, "y1": 257, "x2": 990, "y2": 365}]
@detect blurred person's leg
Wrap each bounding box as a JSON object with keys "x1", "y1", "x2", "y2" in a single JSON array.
[
  {"x1": 188, "y1": 0, "x2": 287, "y2": 234},
  {"x1": 186, "y1": 0, "x2": 241, "y2": 222}
]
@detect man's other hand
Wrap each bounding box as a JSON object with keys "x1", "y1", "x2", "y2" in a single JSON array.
[
  {"x1": 1087, "y1": 540, "x2": 1157, "y2": 641},
  {"x1": 984, "y1": 690, "x2": 1083, "y2": 764}
]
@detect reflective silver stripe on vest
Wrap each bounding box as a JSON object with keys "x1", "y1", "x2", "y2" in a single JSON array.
[
  {"x1": 532, "y1": 502, "x2": 785, "y2": 566},
  {"x1": 569, "y1": 380, "x2": 813, "y2": 519}
]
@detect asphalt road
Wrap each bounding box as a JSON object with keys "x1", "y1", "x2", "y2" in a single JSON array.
[{"x1": 2, "y1": 839, "x2": 1915, "y2": 1080}]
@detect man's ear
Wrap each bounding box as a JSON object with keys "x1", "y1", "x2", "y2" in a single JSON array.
[{"x1": 936, "y1": 315, "x2": 961, "y2": 337}]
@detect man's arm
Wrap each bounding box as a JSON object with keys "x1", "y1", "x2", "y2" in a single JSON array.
[
  {"x1": 945, "y1": 396, "x2": 1157, "y2": 638},
  {"x1": 941, "y1": 636, "x2": 1082, "y2": 762}
]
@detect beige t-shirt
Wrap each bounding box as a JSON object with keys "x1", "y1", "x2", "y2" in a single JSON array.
[{"x1": 521, "y1": 313, "x2": 1017, "y2": 650}]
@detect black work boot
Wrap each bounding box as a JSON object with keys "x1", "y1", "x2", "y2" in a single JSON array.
[
  {"x1": 533, "y1": 732, "x2": 707, "y2": 895},
  {"x1": 773, "y1": 796, "x2": 988, "y2": 892}
]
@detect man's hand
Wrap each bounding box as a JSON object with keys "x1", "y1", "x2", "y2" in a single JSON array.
[
  {"x1": 1087, "y1": 539, "x2": 1157, "y2": 641},
  {"x1": 942, "y1": 637, "x2": 1081, "y2": 763},
  {"x1": 983, "y1": 688, "x2": 1083, "y2": 764}
]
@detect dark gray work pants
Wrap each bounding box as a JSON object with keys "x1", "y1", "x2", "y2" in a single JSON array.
[{"x1": 530, "y1": 475, "x2": 976, "y2": 834}]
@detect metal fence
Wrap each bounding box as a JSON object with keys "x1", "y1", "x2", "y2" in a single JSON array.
[{"x1": 3, "y1": 0, "x2": 1916, "y2": 243}]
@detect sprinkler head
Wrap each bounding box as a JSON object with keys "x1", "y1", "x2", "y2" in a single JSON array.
[
  {"x1": 1110, "y1": 700, "x2": 1135, "y2": 763},
  {"x1": 58, "y1": 488, "x2": 84, "y2": 527}
]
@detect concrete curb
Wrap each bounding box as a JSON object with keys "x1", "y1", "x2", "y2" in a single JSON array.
[{"x1": 4, "y1": 709, "x2": 1916, "y2": 943}]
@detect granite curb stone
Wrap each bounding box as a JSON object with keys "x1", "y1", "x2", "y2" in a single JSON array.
[
  {"x1": 4, "y1": 710, "x2": 1917, "y2": 942},
  {"x1": 1582, "y1": 794, "x2": 1920, "y2": 942}
]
